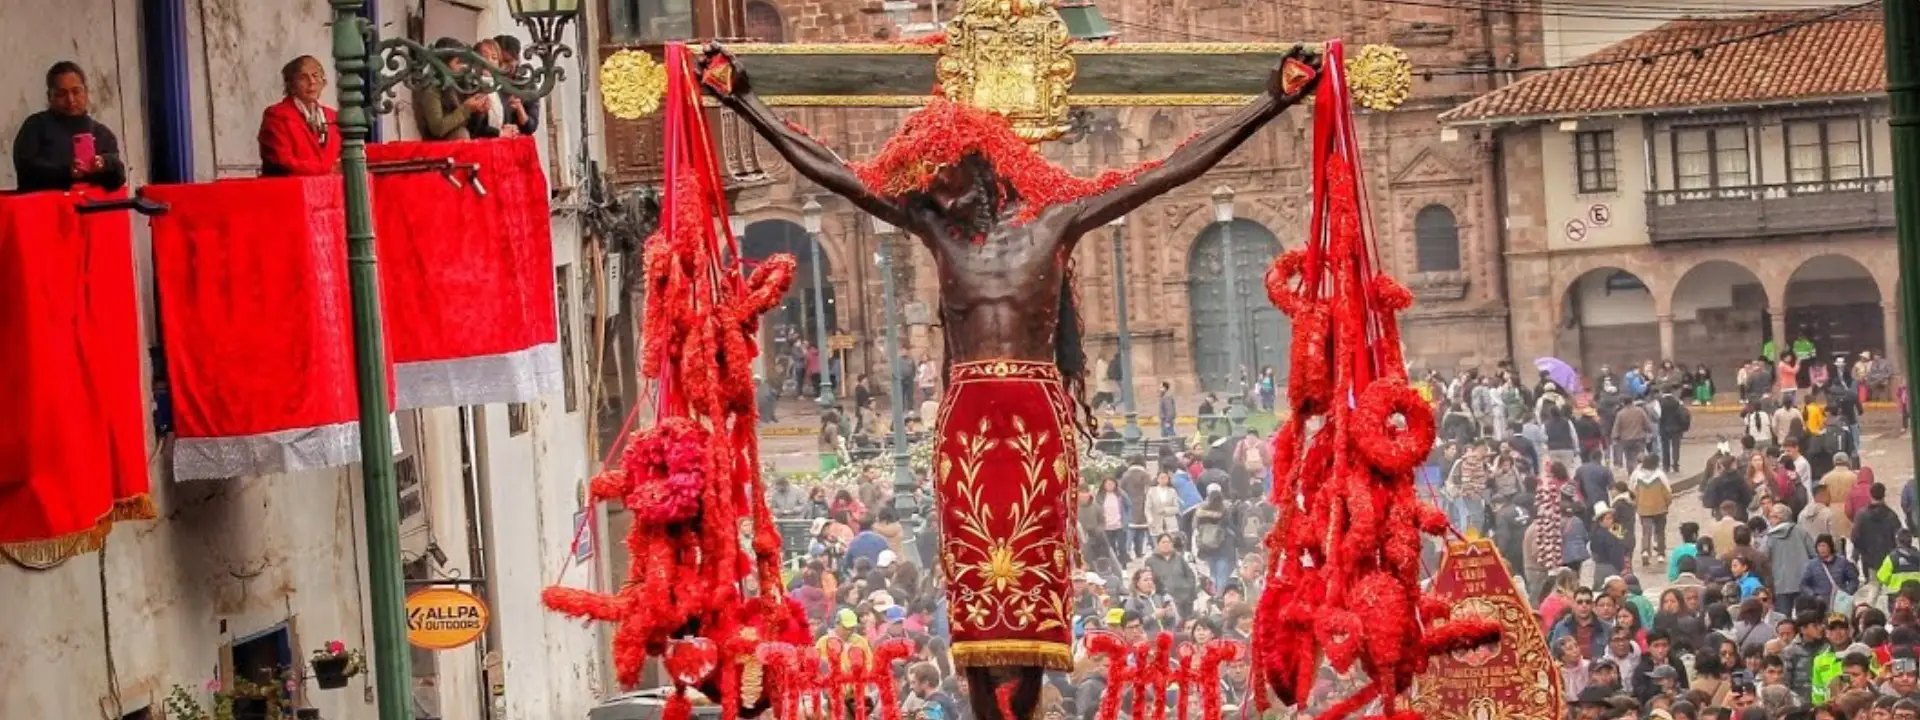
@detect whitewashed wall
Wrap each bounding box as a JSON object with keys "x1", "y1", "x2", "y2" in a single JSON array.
[{"x1": 0, "y1": 0, "x2": 601, "y2": 718}]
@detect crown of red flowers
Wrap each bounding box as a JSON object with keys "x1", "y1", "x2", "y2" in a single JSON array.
[{"x1": 851, "y1": 98, "x2": 1160, "y2": 223}]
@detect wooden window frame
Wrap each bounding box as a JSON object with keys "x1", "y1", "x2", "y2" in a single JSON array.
[
  {"x1": 1574, "y1": 130, "x2": 1618, "y2": 194},
  {"x1": 1670, "y1": 122, "x2": 1751, "y2": 192},
  {"x1": 1784, "y1": 115, "x2": 1865, "y2": 185}
]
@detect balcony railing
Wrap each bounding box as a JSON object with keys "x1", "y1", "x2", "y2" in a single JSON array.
[{"x1": 1646, "y1": 176, "x2": 1895, "y2": 243}]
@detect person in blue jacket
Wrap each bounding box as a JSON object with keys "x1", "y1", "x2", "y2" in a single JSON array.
[{"x1": 1800, "y1": 533, "x2": 1861, "y2": 604}]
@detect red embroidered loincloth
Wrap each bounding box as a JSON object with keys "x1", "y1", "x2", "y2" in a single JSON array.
[{"x1": 936, "y1": 360, "x2": 1080, "y2": 672}]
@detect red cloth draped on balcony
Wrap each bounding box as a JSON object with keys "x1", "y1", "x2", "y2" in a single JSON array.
[
  {"x1": 364, "y1": 137, "x2": 560, "y2": 409},
  {"x1": 146, "y1": 177, "x2": 387, "y2": 480},
  {"x1": 0, "y1": 190, "x2": 154, "y2": 564}
]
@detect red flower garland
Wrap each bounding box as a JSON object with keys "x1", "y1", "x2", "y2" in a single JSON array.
[
  {"x1": 1248, "y1": 41, "x2": 1500, "y2": 720},
  {"x1": 620, "y1": 418, "x2": 712, "y2": 525},
  {"x1": 850, "y1": 98, "x2": 1161, "y2": 225},
  {"x1": 547, "y1": 45, "x2": 803, "y2": 719},
  {"x1": 1350, "y1": 379, "x2": 1437, "y2": 475},
  {"x1": 1083, "y1": 631, "x2": 1242, "y2": 720}
]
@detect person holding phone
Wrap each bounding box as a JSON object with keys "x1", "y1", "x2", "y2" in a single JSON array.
[{"x1": 13, "y1": 61, "x2": 126, "y2": 192}]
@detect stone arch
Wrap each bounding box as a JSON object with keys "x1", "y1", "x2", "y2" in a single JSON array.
[
  {"x1": 1671, "y1": 260, "x2": 1769, "y2": 382},
  {"x1": 1413, "y1": 203, "x2": 1462, "y2": 273},
  {"x1": 1784, "y1": 254, "x2": 1885, "y2": 364},
  {"x1": 1186, "y1": 218, "x2": 1290, "y2": 393},
  {"x1": 743, "y1": 219, "x2": 839, "y2": 392},
  {"x1": 1556, "y1": 266, "x2": 1657, "y2": 380},
  {"x1": 743, "y1": 0, "x2": 785, "y2": 42}
]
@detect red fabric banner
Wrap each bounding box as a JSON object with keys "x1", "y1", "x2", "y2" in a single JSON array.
[
  {"x1": 935, "y1": 360, "x2": 1078, "y2": 672},
  {"x1": 1411, "y1": 538, "x2": 1563, "y2": 719},
  {"x1": 146, "y1": 177, "x2": 375, "y2": 479},
  {"x1": 0, "y1": 190, "x2": 153, "y2": 563},
  {"x1": 366, "y1": 138, "x2": 558, "y2": 408}
]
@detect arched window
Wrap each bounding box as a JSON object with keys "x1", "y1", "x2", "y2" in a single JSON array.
[
  {"x1": 744, "y1": 0, "x2": 784, "y2": 42},
  {"x1": 1414, "y1": 204, "x2": 1461, "y2": 272}
]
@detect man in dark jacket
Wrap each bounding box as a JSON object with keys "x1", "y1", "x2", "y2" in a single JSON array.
[
  {"x1": 1575, "y1": 452, "x2": 1615, "y2": 511},
  {"x1": 1632, "y1": 629, "x2": 1691, "y2": 704},
  {"x1": 1611, "y1": 400, "x2": 1654, "y2": 468},
  {"x1": 1656, "y1": 390, "x2": 1692, "y2": 473},
  {"x1": 1121, "y1": 463, "x2": 1152, "y2": 556},
  {"x1": 1856, "y1": 483, "x2": 1905, "y2": 578},
  {"x1": 1548, "y1": 587, "x2": 1613, "y2": 659},
  {"x1": 1782, "y1": 610, "x2": 1828, "y2": 699}
]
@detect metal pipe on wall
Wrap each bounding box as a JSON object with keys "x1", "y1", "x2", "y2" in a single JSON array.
[{"x1": 141, "y1": 0, "x2": 195, "y2": 183}]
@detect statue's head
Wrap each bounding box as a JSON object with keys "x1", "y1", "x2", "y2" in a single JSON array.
[{"x1": 922, "y1": 154, "x2": 1003, "y2": 228}]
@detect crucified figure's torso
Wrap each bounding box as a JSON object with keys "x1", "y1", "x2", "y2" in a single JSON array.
[{"x1": 706, "y1": 46, "x2": 1321, "y2": 366}]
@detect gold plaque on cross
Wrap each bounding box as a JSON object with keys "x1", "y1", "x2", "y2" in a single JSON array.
[{"x1": 935, "y1": 0, "x2": 1077, "y2": 142}]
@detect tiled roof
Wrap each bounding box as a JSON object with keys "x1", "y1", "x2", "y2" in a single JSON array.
[{"x1": 1440, "y1": 4, "x2": 1886, "y2": 123}]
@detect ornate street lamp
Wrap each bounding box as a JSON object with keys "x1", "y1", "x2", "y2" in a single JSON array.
[
  {"x1": 1211, "y1": 186, "x2": 1242, "y2": 392},
  {"x1": 1211, "y1": 185, "x2": 1247, "y2": 436},
  {"x1": 802, "y1": 198, "x2": 836, "y2": 410},
  {"x1": 872, "y1": 217, "x2": 919, "y2": 557},
  {"x1": 367, "y1": 0, "x2": 578, "y2": 108},
  {"x1": 325, "y1": 3, "x2": 577, "y2": 719},
  {"x1": 1109, "y1": 214, "x2": 1141, "y2": 449}
]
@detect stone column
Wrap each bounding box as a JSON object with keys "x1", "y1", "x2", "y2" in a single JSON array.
[
  {"x1": 1657, "y1": 313, "x2": 1676, "y2": 364},
  {"x1": 1885, "y1": 302, "x2": 1904, "y2": 379},
  {"x1": 1769, "y1": 305, "x2": 1789, "y2": 357}
]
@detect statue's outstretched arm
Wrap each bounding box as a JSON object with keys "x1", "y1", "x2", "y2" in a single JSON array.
[
  {"x1": 703, "y1": 45, "x2": 913, "y2": 229},
  {"x1": 1063, "y1": 47, "x2": 1321, "y2": 237}
]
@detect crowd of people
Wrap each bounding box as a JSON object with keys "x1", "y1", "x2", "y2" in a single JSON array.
[
  {"x1": 754, "y1": 333, "x2": 1920, "y2": 720},
  {"x1": 767, "y1": 401, "x2": 1294, "y2": 718},
  {"x1": 1411, "y1": 341, "x2": 1920, "y2": 720}
]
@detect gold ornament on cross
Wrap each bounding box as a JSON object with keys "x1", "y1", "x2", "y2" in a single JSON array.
[
  {"x1": 601, "y1": 50, "x2": 669, "y2": 120},
  {"x1": 1344, "y1": 44, "x2": 1414, "y2": 113}
]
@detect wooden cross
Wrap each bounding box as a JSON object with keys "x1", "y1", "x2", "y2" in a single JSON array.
[{"x1": 600, "y1": 0, "x2": 1413, "y2": 143}]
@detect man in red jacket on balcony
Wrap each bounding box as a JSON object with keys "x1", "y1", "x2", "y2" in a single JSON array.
[{"x1": 257, "y1": 55, "x2": 340, "y2": 177}]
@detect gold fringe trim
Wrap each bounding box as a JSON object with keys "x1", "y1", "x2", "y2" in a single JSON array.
[
  {"x1": 0, "y1": 493, "x2": 156, "y2": 570},
  {"x1": 951, "y1": 640, "x2": 1074, "y2": 672}
]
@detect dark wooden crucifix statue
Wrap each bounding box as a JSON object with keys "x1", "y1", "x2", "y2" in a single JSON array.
[{"x1": 699, "y1": 36, "x2": 1320, "y2": 720}]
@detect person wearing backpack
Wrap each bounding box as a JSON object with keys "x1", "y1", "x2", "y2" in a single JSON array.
[
  {"x1": 1631, "y1": 454, "x2": 1673, "y2": 566},
  {"x1": 1191, "y1": 487, "x2": 1238, "y2": 592},
  {"x1": 1656, "y1": 388, "x2": 1692, "y2": 474}
]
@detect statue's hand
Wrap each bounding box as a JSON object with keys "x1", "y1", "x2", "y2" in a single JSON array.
[
  {"x1": 1268, "y1": 46, "x2": 1323, "y2": 105},
  {"x1": 698, "y1": 42, "x2": 752, "y2": 98}
]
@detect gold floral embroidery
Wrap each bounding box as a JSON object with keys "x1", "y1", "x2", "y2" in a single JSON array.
[{"x1": 940, "y1": 410, "x2": 1074, "y2": 636}]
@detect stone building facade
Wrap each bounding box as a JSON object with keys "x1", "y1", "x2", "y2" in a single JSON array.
[
  {"x1": 1444, "y1": 7, "x2": 1899, "y2": 388},
  {"x1": 619, "y1": 0, "x2": 1544, "y2": 399}
]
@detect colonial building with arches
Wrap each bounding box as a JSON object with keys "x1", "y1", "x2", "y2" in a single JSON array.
[
  {"x1": 1443, "y1": 7, "x2": 1898, "y2": 387},
  {"x1": 594, "y1": 0, "x2": 1537, "y2": 397}
]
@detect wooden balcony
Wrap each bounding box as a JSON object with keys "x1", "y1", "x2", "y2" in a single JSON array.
[
  {"x1": 1646, "y1": 177, "x2": 1896, "y2": 244},
  {"x1": 602, "y1": 100, "x2": 771, "y2": 189}
]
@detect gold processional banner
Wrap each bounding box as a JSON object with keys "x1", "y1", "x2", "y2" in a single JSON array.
[{"x1": 1410, "y1": 537, "x2": 1563, "y2": 720}]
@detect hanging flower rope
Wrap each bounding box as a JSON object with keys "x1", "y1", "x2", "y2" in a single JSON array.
[
  {"x1": 1249, "y1": 41, "x2": 1499, "y2": 720},
  {"x1": 543, "y1": 43, "x2": 809, "y2": 715}
]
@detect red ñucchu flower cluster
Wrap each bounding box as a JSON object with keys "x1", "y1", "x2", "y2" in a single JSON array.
[{"x1": 1249, "y1": 41, "x2": 1501, "y2": 720}]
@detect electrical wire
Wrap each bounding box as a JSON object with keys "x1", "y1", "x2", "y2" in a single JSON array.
[
  {"x1": 1379, "y1": 0, "x2": 1866, "y2": 20},
  {"x1": 1425, "y1": 0, "x2": 1881, "y2": 75},
  {"x1": 1101, "y1": 0, "x2": 1880, "y2": 77}
]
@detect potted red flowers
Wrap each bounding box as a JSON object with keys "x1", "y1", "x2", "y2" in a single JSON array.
[{"x1": 308, "y1": 640, "x2": 365, "y2": 689}]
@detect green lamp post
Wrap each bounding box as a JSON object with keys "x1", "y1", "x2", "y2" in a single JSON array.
[
  {"x1": 872, "y1": 217, "x2": 920, "y2": 558},
  {"x1": 1109, "y1": 214, "x2": 1142, "y2": 450},
  {"x1": 1889, "y1": 0, "x2": 1920, "y2": 473},
  {"x1": 325, "y1": 1, "x2": 577, "y2": 717}
]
